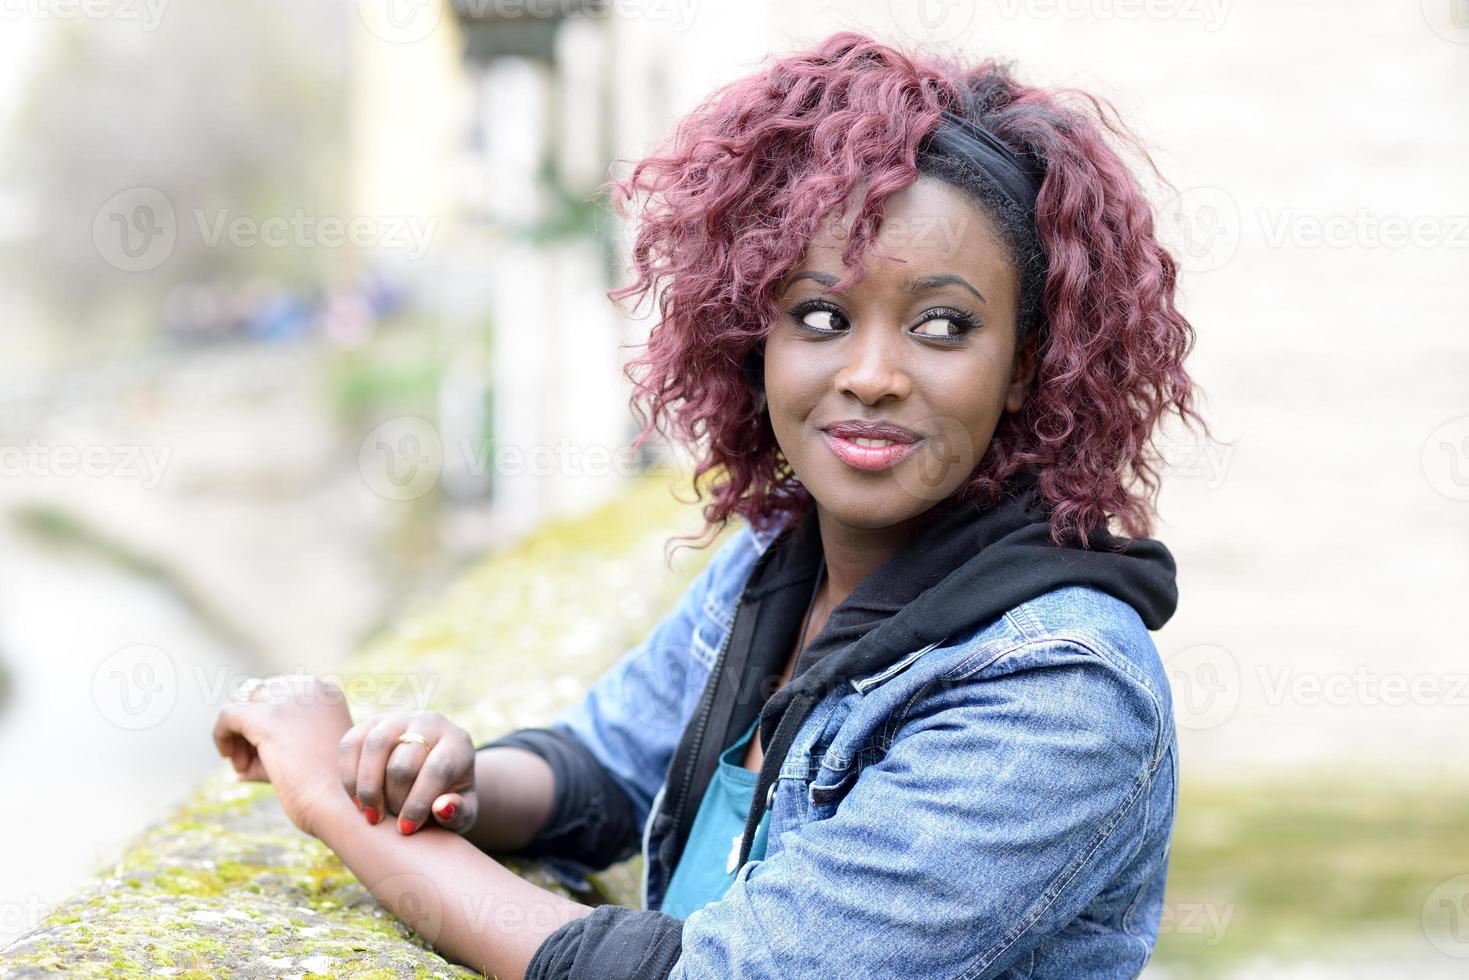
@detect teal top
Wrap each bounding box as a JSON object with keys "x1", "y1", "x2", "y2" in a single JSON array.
[{"x1": 659, "y1": 716, "x2": 772, "y2": 919}]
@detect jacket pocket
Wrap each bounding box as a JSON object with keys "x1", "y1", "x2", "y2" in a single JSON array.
[{"x1": 807, "y1": 764, "x2": 862, "y2": 812}]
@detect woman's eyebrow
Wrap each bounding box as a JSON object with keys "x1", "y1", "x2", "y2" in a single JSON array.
[
  {"x1": 910, "y1": 274, "x2": 986, "y2": 304},
  {"x1": 782, "y1": 270, "x2": 986, "y2": 305},
  {"x1": 783, "y1": 271, "x2": 839, "y2": 290}
]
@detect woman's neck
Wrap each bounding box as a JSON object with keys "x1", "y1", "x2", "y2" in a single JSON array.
[{"x1": 812, "y1": 500, "x2": 945, "y2": 607}]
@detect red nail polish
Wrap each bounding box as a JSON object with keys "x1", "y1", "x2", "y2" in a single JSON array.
[
  {"x1": 437, "y1": 801, "x2": 457, "y2": 821},
  {"x1": 398, "y1": 817, "x2": 416, "y2": 835},
  {"x1": 363, "y1": 807, "x2": 379, "y2": 824}
]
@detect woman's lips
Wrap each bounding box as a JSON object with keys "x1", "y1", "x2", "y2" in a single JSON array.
[{"x1": 821, "y1": 430, "x2": 923, "y2": 472}]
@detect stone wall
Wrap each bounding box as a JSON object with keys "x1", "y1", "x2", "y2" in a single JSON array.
[{"x1": 0, "y1": 473, "x2": 720, "y2": 978}]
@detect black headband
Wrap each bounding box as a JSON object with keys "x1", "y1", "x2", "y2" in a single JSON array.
[
  {"x1": 743, "y1": 112, "x2": 1045, "y2": 394},
  {"x1": 920, "y1": 109, "x2": 1044, "y2": 221}
]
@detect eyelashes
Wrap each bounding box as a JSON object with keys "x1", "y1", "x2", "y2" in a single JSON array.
[{"x1": 785, "y1": 299, "x2": 981, "y2": 342}]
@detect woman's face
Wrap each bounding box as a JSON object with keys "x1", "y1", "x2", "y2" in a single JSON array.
[{"x1": 765, "y1": 175, "x2": 1035, "y2": 531}]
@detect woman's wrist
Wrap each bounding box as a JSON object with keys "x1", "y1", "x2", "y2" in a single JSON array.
[
  {"x1": 463, "y1": 746, "x2": 556, "y2": 855},
  {"x1": 298, "y1": 780, "x2": 361, "y2": 841}
]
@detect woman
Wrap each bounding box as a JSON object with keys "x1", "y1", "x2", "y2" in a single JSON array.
[{"x1": 213, "y1": 31, "x2": 1206, "y2": 979}]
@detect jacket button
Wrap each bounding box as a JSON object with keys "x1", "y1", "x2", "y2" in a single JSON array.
[{"x1": 765, "y1": 781, "x2": 777, "y2": 808}]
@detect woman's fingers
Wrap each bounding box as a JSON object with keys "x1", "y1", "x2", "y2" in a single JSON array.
[
  {"x1": 383, "y1": 730, "x2": 433, "y2": 817},
  {"x1": 430, "y1": 792, "x2": 475, "y2": 834},
  {"x1": 337, "y1": 716, "x2": 384, "y2": 809},
  {"x1": 352, "y1": 714, "x2": 414, "y2": 824},
  {"x1": 395, "y1": 735, "x2": 475, "y2": 834},
  {"x1": 213, "y1": 703, "x2": 270, "y2": 782},
  {"x1": 336, "y1": 710, "x2": 476, "y2": 834}
]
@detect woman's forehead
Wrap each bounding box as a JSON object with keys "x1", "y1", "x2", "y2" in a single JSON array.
[{"x1": 785, "y1": 180, "x2": 1012, "y2": 293}]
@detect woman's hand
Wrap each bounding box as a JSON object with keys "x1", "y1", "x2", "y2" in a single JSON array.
[
  {"x1": 337, "y1": 710, "x2": 479, "y2": 837},
  {"x1": 211, "y1": 674, "x2": 356, "y2": 837}
]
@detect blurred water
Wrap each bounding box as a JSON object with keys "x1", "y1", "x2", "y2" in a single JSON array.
[{"x1": 0, "y1": 526, "x2": 249, "y2": 947}]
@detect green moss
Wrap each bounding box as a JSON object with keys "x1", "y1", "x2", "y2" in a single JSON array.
[
  {"x1": 1154, "y1": 771, "x2": 1469, "y2": 973},
  {"x1": 1, "y1": 476, "x2": 717, "y2": 977}
]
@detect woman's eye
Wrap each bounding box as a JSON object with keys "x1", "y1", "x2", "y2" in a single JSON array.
[
  {"x1": 912, "y1": 311, "x2": 977, "y2": 339},
  {"x1": 796, "y1": 307, "x2": 845, "y2": 332}
]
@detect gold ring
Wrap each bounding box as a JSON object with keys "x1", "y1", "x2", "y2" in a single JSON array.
[{"x1": 396, "y1": 732, "x2": 431, "y2": 749}]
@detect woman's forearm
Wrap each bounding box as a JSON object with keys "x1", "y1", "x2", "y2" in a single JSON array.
[
  {"x1": 313, "y1": 791, "x2": 592, "y2": 980},
  {"x1": 463, "y1": 746, "x2": 557, "y2": 855}
]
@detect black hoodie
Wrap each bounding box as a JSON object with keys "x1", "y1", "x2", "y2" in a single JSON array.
[{"x1": 484, "y1": 469, "x2": 1178, "y2": 979}]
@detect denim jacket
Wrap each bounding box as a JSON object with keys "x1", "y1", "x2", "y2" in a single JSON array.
[{"x1": 488, "y1": 493, "x2": 1179, "y2": 979}]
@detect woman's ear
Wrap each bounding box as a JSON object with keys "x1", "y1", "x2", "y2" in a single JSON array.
[{"x1": 1004, "y1": 330, "x2": 1039, "y2": 414}]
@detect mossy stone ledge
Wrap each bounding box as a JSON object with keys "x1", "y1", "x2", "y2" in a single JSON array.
[{"x1": 0, "y1": 473, "x2": 721, "y2": 979}]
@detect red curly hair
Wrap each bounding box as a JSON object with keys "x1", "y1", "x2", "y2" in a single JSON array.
[{"x1": 603, "y1": 31, "x2": 1209, "y2": 552}]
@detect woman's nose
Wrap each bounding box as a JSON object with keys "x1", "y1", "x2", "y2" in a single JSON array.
[{"x1": 832, "y1": 322, "x2": 913, "y2": 405}]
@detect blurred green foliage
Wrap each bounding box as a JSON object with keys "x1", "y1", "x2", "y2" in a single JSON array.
[{"x1": 1156, "y1": 773, "x2": 1468, "y2": 972}]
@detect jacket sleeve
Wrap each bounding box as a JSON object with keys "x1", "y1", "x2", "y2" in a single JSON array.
[
  {"x1": 529, "y1": 523, "x2": 760, "y2": 834},
  {"x1": 473, "y1": 725, "x2": 642, "y2": 873},
  {"x1": 473, "y1": 524, "x2": 762, "y2": 890},
  {"x1": 524, "y1": 637, "x2": 1172, "y2": 980}
]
